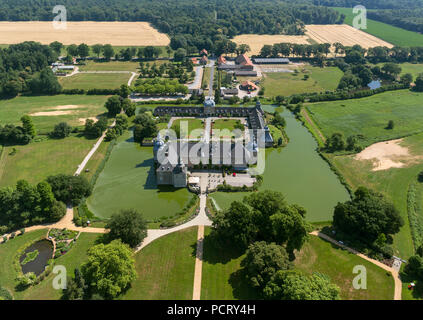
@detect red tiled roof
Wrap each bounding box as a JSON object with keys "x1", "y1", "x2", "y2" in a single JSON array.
[
  {"x1": 241, "y1": 81, "x2": 258, "y2": 90},
  {"x1": 200, "y1": 49, "x2": 208, "y2": 55},
  {"x1": 236, "y1": 54, "x2": 253, "y2": 66},
  {"x1": 218, "y1": 55, "x2": 227, "y2": 64}
]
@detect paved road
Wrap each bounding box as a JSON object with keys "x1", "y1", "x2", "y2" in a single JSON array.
[{"x1": 188, "y1": 66, "x2": 203, "y2": 90}]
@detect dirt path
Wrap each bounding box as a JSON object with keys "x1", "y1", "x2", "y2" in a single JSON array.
[
  {"x1": 192, "y1": 225, "x2": 205, "y2": 300},
  {"x1": 310, "y1": 231, "x2": 402, "y2": 300},
  {"x1": 301, "y1": 108, "x2": 326, "y2": 143}
]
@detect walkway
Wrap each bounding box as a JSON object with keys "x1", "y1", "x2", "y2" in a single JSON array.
[
  {"x1": 192, "y1": 225, "x2": 205, "y2": 300},
  {"x1": 310, "y1": 231, "x2": 402, "y2": 300},
  {"x1": 187, "y1": 66, "x2": 204, "y2": 91}
]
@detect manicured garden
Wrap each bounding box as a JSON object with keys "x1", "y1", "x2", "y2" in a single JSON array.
[
  {"x1": 307, "y1": 90, "x2": 423, "y2": 148},
  {"x1": 122, "y1": 227, "x2": 197, "y2": 300},
  {"x1": 262, "y1": 66, "x2": 343, "y2": 97}
]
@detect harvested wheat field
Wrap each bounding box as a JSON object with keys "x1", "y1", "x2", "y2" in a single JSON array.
[
  {"x1": 233, "y1": 34, "x2": 310, "y2": 55},
  {"x1": 0, "y1": 21, "x2": 170, "y2": 46},
  {"x1": 305, "y1": 24, "x2": 393, "y2": 49}
]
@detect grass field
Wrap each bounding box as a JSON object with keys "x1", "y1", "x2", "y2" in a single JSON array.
[
  {"x1": 295, "y1": 235, "x2": 395, "y2": 300},
  {"x1": 122, "y1": 227, "x2": 197, "y2": 300},
  {"x1": 307, "y1": 90, "x2": 423, "y2": 148},
  {"x1": 79, "y1": 61, "x2": 139, "y2": 72},
  {"x1": 59, "y1": 73, "x2": 131, "y2": 90},
  {"x1": 334, "y1": 7, "x2": 423, "y2": 47},
  {"x1": 0, "y1": 229, "x2": 100, "y2": 300},
  {"x1": 375, "y1": 63, "x2": 423, "y2": 79},
  {"x1": 0, "y1": 95, "x2": 108, "y2": 133},
  {"x1": 263, "y1": 66, "x2": 343, "y2": 97},
  {"x1": 86, "y1": 130, "x2": 192, "y2": 220},
  {"x1": 327, "y1": 133, "x2": 423, "y2": 259},
  {"x1": 201, "y1": 227, "x2": 258, "y2": 300},
  {"x1": 0, "y1": 21, "x2": 170, "y2": 46},
  {"x1": 0, "y1": 135, "x2": 100, "y2": 187}
]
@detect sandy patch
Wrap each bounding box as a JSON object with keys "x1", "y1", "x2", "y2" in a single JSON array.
[
  {"x1": 30, "y1": 111, "x2": 74, "y2": 116},
  {"x1": 355, "y1": 139, "x2": 416, "y2": 171},
  {"x1": 53, "y1": 105, "x2": 80, "y2": 110},
  {"x1": 0, "y1": 21, "x2": 170, "y2": 46}
]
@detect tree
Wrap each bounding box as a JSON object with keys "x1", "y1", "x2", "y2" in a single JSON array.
[
  {"x1": 66, "y1": 44, "x2": 78, "y2": 57},
  {"x1": 105, "y1": 96, "x2": 122, "y2": 117},
  {"x1": 28, "y1": 67, "x2": 62, "y2": 95},
  {"x1": 81, "y1": 240, "x2": 137, "y2": 298},
  {"x1": 325, "y1": 133, "x2": 345, "y2": 152},
  {"x1": 400, "y1": 73, "x2": 413, "y2": 86},
  {"x1": 382, "y1": 63, "x2": 402, "y2": 79},
  {"x1": 119, "y1": 84, "x2": 131, "y2": 98},
  {"x1": 78, "y1": 43, "x2": 90, "y2": 58},
  {"x1": 241, "y1": 241, "x2": 292, "y2": 289},
  {"x1": 102, "y1": 44, "x2": 114, "y2": 61},
  {"x1": 333, "y1": 187, "x2": 403, "y2": 245},
  {"x1": 212, "y1": 201, "x2": 258, "y2": 249},
  {"x1": 415, "y1": 73, "x2": 423, "y2": 92},
  {"x1": 51, "y1": 122, "x2": 72, "y2": 138},
  {"x1": 132, "y1": 114, "x2": 158, "y2": 142},
  {"x1": 49, "y1": 41, "x2": 63, "y2": 55},
  {"x1": 260, "y1": 45, "x2": 272, "y2": 57},
  {"x1": 47, "y1": 174, "x2": 92, "y2": 205},
  {"x1": 20, "y1": 115, "x2": 36, "y2": 138},
  {"x1": 387, "y1": 120, "x2": 395, "y2": 130},
  {"x1": 263, "y1": 270, "x2": 340, "y2": 300},
  {"x1": 122, "y1": 99, "x2": 136, "y2": 117},
  {"x1": 106, "y1": 209, "x2": 147, "y2": 248},
  {"x1": 92, "y1": 44, "x2": 103, "y2": 58},
  {"x1": 346, "y1": 135, "x2": 358, "y2": 151},
  {"x1": 418, "y1": 171, "x2": 423, "y2": 183},
  {"x1": 174, "y1": 48, "x2": 187, "y2": 62}
]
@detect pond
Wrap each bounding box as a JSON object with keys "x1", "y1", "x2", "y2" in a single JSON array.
[
  {"x1": 86, "y1": 131, "x2": 192, "y2": 220},
  {"x1": 210, "y1": 107, "x2": 350, "y2": 222},
  {"x1": 20, "y1": 240, "x2": 53, "y2": 277},
  {"x1": 368, "y1": 80, "x2": 382, "y2": 90}
]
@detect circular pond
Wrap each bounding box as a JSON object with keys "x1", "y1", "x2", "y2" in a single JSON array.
[{"x1": 20, "y1": 240, "x2": 53, "y2": 276}]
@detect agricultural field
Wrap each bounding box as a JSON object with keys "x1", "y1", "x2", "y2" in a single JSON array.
[
  {"x1": 0, "y1": 21, "x2": 170, "y2": 46},
  {"x1": 0, "y1": 94, "x2": 108, "y2": 133},
  {"x1": 122, "y1": 227, "x2": 197, "y2": 300},
  {"x1": 86, "y1": 130, "x2": 192, "y2": 221},
  {"x1": 306, "y1": 90, "x2": 423, "y2": 148},
  {"x1": 305, "y1": 24, "x2": 393, "y2": 49},
  {"x1": 327, "y1": 132, "x2": 423, "y2": 259},
  {"x1": 334, "y1": 7, "x2": 423, "y2": 47},
  {"x1": 0, "y1": 135, "x2": 100, "y2": 187},
  {"x1": 59, "y1": 73, "x2": 132, "y2": 90},
  {"x1": 262, "y1": 66, "x2": 343, "y2": 97},
  {"x1": 78, "y1": 61, "x2": 140, "y2": 72},
  {"x1": 0, "y1": 229, "x2": 100, "y2": 300}
]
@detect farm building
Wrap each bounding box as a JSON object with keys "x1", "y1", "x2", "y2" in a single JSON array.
[
  {"x1": 240, "y1": 81, "x2": 258, "y2": 91},
  {"x1": 235, "y1": 54, "x2": 254, "y2": 70},
  {"x1": 217, "y1": 55, "x2": 227, "y2": 65},
  {"x1": 200, "y1": 56, "x2": 208, "y2": 65},
  {"x1": 200, "y1": 49, "x2": 208, "y2": 56},
  {"x1": 234, "y1": 70, "x2": 257, "y2": 76},
  {"x1": 253, "y1": 58, "x2": 290, "y2": 64},
  {"x1": 220, "y1": 87, "x2": 239, "y2": 99}
]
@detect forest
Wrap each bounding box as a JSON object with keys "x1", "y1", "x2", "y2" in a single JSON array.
[
  {"x1": 0, "y1": 0, "x2": 344, "y2": 51},
  {"x1": 316, "y1": 0, "x2": 423, "y2": 34}
]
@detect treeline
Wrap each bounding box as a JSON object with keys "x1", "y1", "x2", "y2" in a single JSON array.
[
  {"x1": 133, "y1": 78, "x2": 188, "y2": 96},
  {"x1": 0, "y1": 0, "x2": 344, "y2": 52},
  {"x1": 0, "y1": 42, "x2": 61, "y2": 97},
  {"x1": 315, "y1": 0, "x2": 423, "y2": 9}
]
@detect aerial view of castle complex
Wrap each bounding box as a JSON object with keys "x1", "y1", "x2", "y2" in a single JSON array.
[{"x1": 1, "y1": 0, "x2": 423, "y2": 310}]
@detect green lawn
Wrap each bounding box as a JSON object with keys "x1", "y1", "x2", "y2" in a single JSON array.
[
  {"x1": 0, "y1": 229, "x2": 100, "y2": 300},
  {"x1": 122, "y1": 227, "x2": 197, "y2": 300},
  {"x1": 0, "y1": 135, "x2": 101, "y2": 187},
  {"x1": 307, "y1": 90, "x2": 423, "y2": 148},
  {"x1": 295, "y1": 236, "x2": 395, "y2": 300},
  {"x1": 171, "y1": 118, "x2": 204, "y2": 139},
  {"x1": 375, "y1": 63, "x2": 423, "y2": 80},
  {"x1": 79, "y1": 61, "x2": 139, "y2": 72},
  {"x1": 0, "y1": 95, "x2": 108, "y2": 134},
  {"x1": 201, "y1": 227, "x2": 258, "y2": 300},
  {"x1": 86, "y1": 130, "x2": 192, "y2": 220},
  {"x1": 59, "y1": 73, "x2": 131, "y2": 90},
  {"x1": 263, "y1": 66, "x2": 343, "y2": 97},
  {"x1": 212, "y1": 119, "x2": 243, "y2": 132},
  {"x1": 328, "y1": 133, "x2": 423, "y2": 259},
  {"x1": 334, "y1": 7, "x2": 423, "y2": 47},
  {"x1": 202, "y1": 67, "x2": 211, "y2": 90}
]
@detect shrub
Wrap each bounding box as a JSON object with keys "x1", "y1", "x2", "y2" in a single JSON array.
[{"x1": 418, "y1": 171, "x2": 423, "y2": 183}]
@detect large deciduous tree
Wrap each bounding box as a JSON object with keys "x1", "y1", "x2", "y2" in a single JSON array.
[{"x1": 106, "y1": 209, "x2": 147, "y2": 248}]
